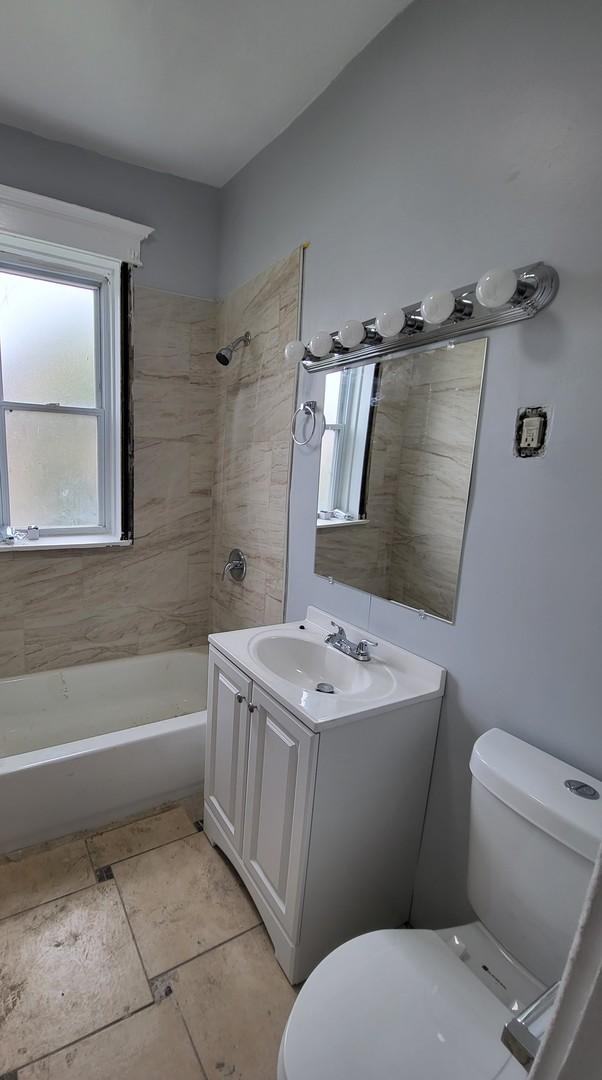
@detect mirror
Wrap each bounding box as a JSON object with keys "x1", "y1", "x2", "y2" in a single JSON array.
[{"x1": 314, "y1": 337, "x2": 487, "y2": 621}]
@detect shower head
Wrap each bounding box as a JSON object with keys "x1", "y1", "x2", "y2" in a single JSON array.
[
  {"x1": 216, "y1": 345, "x2": 233, "y2": 366},
  {"x1": 215, "y1": 331, "x2": 251, "y2": 366}
]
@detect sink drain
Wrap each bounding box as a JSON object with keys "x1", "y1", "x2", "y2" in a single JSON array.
[{"x1": 316, "y1": 682, "x2": 335, "y2": 694}]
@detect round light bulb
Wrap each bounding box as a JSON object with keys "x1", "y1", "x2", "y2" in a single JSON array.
[
  {"x1": 308, "y1": 330, "x2": 333, "y2": 358},
  {"x1": 475, "y1": 267, "x2": 518, "y2": 309},
  {"x1": 420, "y1": 290, "x2": 455, "y2": 325},
  {"x1": 374, "y1": 309, "x2": 405, "y2": 338},
  {"x1": 284, "y1": 339, "x2": 306, "y2": 364},
  {"x1": 338, "y1": 319, "x2": 365, "y2": 349}
]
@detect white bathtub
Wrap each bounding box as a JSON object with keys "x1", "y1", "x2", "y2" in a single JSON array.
[{"x1": 0, "y1": 648, "x2": 207, "y2": 853}]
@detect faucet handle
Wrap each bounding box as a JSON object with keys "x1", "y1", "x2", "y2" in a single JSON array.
[
  {"x1": 357, "y1": 638, "x2": 378, "y2": 659},
  {"x1": 330, "y1": 621, "x2": 345, "y2": 632}
]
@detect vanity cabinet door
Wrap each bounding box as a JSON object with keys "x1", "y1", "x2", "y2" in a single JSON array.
[
  {"x1": 205, "y1": 647, "x2": 252, "y2": 854},
  {"x1": 243, "y1": 684, "x2": 318, "y2": 941}
]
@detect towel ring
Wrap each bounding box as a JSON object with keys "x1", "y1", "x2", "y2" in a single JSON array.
[{"x1": 291, "y1": 400, "x2": 324, "y2": 446}]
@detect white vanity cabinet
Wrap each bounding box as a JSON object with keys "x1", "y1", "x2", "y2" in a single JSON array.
[{"x1": 204, "y1": 624, "x2": 445, "y2": 985}]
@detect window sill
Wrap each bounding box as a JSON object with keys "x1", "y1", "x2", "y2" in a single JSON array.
[
  {"x1": 316, "y1": 518, "x2": 370, "y2": 529},
  {"x1": 0, "y1": 534, "x2": 132, "y2": 552}
]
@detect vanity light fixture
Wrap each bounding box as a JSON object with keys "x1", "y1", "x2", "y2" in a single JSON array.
[
  {"x1": 308, "y1": 330, "x2": 334, "y2": 358},
  {"x1": 475, "y1": 267, "x2": 518, "y2": 309},
  {"x1": 337, "y1": 319, "x2": 366, "y2": 349},
  {"x1": 294, "y1": 261, "x2": 558, "y2": 373},
  {"x1": 374, "y1": 309, "x2": 406, "y2": 338},
  {"x1": 420, "y1": 290, "x2": 455, "y2": 325},
  {"x1": 284, "y1": 339, "x2": 307, "y2": 364},
  {"x1": 420, "y1": 290, "x2": 473, "y2": 325}
]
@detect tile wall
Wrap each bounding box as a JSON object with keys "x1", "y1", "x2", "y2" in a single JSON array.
[
  {"x1": 0, "y1": 249, "x2": 302, "y2": 677},
  {"x1": 0, "y1": 286, "x2": 217, "y2": 677},
  {"x1": 210, "y1": 247, "x2": 302, "y2": 632}
]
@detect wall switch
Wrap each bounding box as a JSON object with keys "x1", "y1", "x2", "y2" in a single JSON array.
[{"x1": 515, "y1": 406, "x2": 549, "y2": 457}]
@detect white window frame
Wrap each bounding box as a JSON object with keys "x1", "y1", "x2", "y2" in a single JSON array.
[{"x1": 0, "y1": 234, "x2": 126, "y2": 549}]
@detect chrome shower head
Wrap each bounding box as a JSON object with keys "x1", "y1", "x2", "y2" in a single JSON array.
[
  {"x1": 216, "y1": 345, "x2": 233, "y2": 366},
  {"x1": 215, "y1": 331, "x2": 251, "y2": 366}
]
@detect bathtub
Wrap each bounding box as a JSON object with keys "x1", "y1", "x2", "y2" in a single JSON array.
[{"x1": 0, "y1": 648, "x2": 207, "y2": 854}]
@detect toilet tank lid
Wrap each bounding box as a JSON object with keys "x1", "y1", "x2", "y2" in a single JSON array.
[{"x1": 470, "y1": 729, "x2": 602, "y2": 862}]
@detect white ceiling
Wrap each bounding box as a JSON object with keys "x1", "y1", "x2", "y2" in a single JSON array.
[{"x1": 0, "y1": 0, "x2": 410, "y2": 187}]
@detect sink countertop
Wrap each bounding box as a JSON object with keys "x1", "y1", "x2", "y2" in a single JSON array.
[{"x1": 208, "y1": 607, "x2": 446, "y2": 731}]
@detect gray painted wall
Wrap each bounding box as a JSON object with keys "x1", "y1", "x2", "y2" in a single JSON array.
[
  {"x1": 0, "y1": 122, "x2": 219, "y2": 298},
  {"x1": 219, "y1": 0, "x2": 602, "y2": 925}
]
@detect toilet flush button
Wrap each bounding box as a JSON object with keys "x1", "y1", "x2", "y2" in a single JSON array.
[{"x1": 565, "y1": 779, "x2": 599, "y2": 800}]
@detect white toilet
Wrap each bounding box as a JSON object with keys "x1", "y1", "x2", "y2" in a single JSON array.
[{"x1": 278, "y1": 728, "x2": 602, "y2": 1080}]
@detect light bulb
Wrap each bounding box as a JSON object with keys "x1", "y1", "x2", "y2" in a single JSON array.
[
  {"x1": 420, "y1": 290, "x2": 455, "y2": 325},
  {"x1": 284, "y1": 340, "x2": 306, "y2": 364},
  {"x1": 475, "y1": 267, "x2": 518, "y2": 309},
  {"x1": 308, "y1": 330, "x2": 333, "y2": 358},
  {"x1": 374, "y1": 309, "x2": 405, "y2": 338},
  {"x1": 338, "y1": 319, "x2": 365, "y2": 349}
]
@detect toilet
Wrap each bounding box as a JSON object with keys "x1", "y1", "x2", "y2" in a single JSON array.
[{"x1": 278, "y1": 728, "x2": 602, "y2": 1080}]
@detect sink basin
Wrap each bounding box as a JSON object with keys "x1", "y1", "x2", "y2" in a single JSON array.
[
  {"x1": 249, "y1": 632, "x2": 396, "y2": 701},
  {"x1": 209, "y1": 607, "x2": 446, "y2": 730}
]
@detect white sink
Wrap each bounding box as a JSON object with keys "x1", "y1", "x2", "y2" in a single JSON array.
[
  {"x1": 209, "y1": 608, "x2": 446, "y2": 730},
  {"x1": 249, "y1": 633, "x2": 395, "y2": 700}
]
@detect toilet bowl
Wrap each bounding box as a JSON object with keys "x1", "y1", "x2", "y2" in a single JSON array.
[{"x1": 278, "y1": 729, "x2": 602, "y2": 1080}]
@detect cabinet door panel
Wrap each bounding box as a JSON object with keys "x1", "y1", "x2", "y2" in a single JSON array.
[
  {"x1": 205, "y1": 648, "x2": 251, "y2": 853},
  {"x1": 243, "y1": 685, "x2": 317, "y2": 940}
]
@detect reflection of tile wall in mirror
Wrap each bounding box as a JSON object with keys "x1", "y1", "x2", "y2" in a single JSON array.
[{"x1": 314, "y1": 338, "x2": 486, "y2": 622}]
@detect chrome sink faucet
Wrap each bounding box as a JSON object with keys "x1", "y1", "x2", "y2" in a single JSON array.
[{"x1": 325, "y1": 622, "x2": 378, "y2": 662}]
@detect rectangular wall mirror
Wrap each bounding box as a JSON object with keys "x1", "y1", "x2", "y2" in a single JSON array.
[{"x1": 314, "y1": 337, "x2": 487, "y2": 621}]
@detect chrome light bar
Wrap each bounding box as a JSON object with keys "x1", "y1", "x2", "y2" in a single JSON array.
[{"x1": 300, "y1": 262, "x2": 559, "y2": 374}]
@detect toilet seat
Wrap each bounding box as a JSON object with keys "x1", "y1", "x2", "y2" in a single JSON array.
[{"x1": 278, "y1": 929, "x2": 524, "y2": 1080}]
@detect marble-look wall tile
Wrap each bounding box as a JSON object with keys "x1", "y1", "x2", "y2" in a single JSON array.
[
  {"x1": 389, "y1": 340, "x2": 484, "y2": 619},
  {"x1": 210, "y1": 248, "x2": 302, "y2": 633},
  {"x1": 0, "y1": 286, "x2": 218, "y2": 678}
]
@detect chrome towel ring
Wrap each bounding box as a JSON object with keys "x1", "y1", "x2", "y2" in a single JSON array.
[{"x1": 291, "y1": 400, "x2": 324, "y2": 446}]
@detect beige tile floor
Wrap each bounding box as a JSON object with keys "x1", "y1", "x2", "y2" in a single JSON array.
[{"x1": 0, "y1": 803, "x2": 296, "y2": 1079}]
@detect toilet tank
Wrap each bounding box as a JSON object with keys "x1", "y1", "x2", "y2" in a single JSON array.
[{"x1": 468, "y1": 729, "x2": 602, "y2": 987}]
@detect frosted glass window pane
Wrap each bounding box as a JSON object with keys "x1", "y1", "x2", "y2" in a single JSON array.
[
  {"x1": 0, "y1": 272, "x2": 96, "y2": 406},
  {"x1": 6, "y1": 410, "x2": 99, "y2": 528}
]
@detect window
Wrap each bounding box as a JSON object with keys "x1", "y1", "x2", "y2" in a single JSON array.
[
  {"x1": 0, "y1": 243, "x2": 128, "y2": 547},
  {"x1": 317, "y1": 363, "x2": 376, "y2": 524}
]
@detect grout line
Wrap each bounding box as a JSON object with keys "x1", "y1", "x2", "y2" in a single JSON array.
[
  {"x1": 4, "y1": 799, "x2": 187, "y2": 864},
  {"x1": 8, "y1": 1000, "x2": 156, "y2": 1075},
  {"x1": 91, "y1": 824, "x2": 198, "y2": 871},
  {"x1": 83, "y1": 837, "x2": 97, "y2": 877},
  {"x1": 0, "y1": 878, "x2": 100, "y2": 927},
  {"x1": 148, "y1": 922, "x2": 262, "y2": 984},
  {"x1": 111, "y1": 873, "x2": 154, "y2": 994},
  {"x1": 173, "y1": 1000, "x2": 210, "y2": 1080}
]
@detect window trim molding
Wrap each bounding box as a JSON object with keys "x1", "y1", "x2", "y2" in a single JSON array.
[{"x1": 0, "y1": 184, "x2": 153, "y2": 265}]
